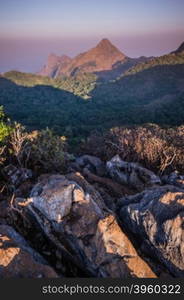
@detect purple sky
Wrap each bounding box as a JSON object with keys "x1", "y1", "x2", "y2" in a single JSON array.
[{"x1": 0, "y1": 0, "x2": 184, "y2": 73}]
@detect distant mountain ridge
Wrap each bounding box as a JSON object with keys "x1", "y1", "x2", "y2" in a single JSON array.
[
  {"x1": 123, "y1": 41, "x2": 184, "y2": 77},
  {"x1": 38, "y1": 38, "x2": 152, "y2": 80},
  {"x1": 38, "y1": 38, "x2": 127, "y2": 78}
]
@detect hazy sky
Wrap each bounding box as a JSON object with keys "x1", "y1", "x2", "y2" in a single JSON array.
[{"x1": 0, "y1": 0, "x2": 184, "y2": 72}]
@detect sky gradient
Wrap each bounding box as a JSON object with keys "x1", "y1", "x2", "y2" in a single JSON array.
[{"x1": 0, "y1": 0, "x2": 184, "y2": 72}]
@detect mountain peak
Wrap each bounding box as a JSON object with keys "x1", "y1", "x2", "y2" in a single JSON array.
[
  {"x1": 98, "y1": 38, "x2": 112, "y2": 46},
  {"x1": 39, "y1": 39, "x2": 127, "y2": 77},
  {"x1": 61, "y1": 39, "x2": 126, "y2": 76},
  {"x1": 96, "y1": 38, "x2": 119, "y2": 51}
]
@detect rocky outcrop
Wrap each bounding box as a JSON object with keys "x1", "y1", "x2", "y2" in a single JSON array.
[
  {"x1": 2, "y1": 152, "x2": 184, "y2": 278},
  {"x1": 14, "y1": 173, "x2": 156, "y2": 278},
  {"x1": 38, "y1": 54, "x2": 71, "y2": 78},
  {"x1": 118, "y1": 185, "x2": 184, "y2": 277},
  {"x1": 0, "y1": 225, "x2": 58, "y2": 278},
  {"x1": 107, "y1": 155, "x2": 161, "y2": 191}
]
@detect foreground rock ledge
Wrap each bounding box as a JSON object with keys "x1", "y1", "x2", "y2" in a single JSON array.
[
  {"x1": 15, "y1": 173, "x2": 156, "y2": 278},
  {"x1": 119, "y1": 185, "x2": 184, "y2": 277},
  {"x1": 0, "y1": 225, "x2": 58, "y2": 278}
]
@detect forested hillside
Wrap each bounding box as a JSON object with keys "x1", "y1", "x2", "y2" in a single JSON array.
[{"x1": 0, "y1": 49, "x2": 184, "y2": 143}]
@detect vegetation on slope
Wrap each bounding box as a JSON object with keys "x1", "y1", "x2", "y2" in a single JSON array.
[
  {"x1": 0, "y1": 47, "x2": 184, "y2": 147},
  {"x1": 0, "y1": 110, "x2": 69, "y2": 174},
  {"x1": 1, "y1": 62, "x2": 184, "y2": 140},
  {"x1": 3, "y1": 71, "x2": 97, "y2": 98},
  {"x1": 0, "y1": 108, "x2": 184, "y2": 177},
  {"x1": 123, "y1": 51, "x2": 184, "y2": 76}
]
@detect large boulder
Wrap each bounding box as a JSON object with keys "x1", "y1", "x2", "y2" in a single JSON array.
[
  {"x1": 0, "y1": 225, "x2": 58, "y2": 278},
  {"x1": 14, "y1": 173, "x2": 156, "y2": 278},
  {"x1": 107, "y1": 155, "x2": 161, "y2": 191},
  {"x1": 118, "y1": 185, "x2": 184, "y2": 277}
]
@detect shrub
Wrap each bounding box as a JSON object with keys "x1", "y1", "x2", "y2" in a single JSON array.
[
  {"x1": 29, "y1": 128, "x2": 68, "y2": 173},
  {"x1": 0, "y1": 106, "x2": 11, "y2": 143},
  {"x1": 82, "y1": 124, "x2": 184, "y2": 174},
  {"x1": 0, "y1": 106, "x2": 11, "y2": 166},
  {"x1": 105, "y1": 125, "x2": 184, "y2": 174},
  {"x1": 9, "y1": 122, "x2": 29, "y2": 167},
  {"x1": 1, "y1": 119, "x2": 71, "y2": 174}
]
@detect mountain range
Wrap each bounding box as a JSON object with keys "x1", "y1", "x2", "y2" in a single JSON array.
[
  {"x1": 38, "y1": 38, "x2": 152, "y2": 80},
  {"x1": 0, "y1": 38, "x2": 184, "y2": 139}
]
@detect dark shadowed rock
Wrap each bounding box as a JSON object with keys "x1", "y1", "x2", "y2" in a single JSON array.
[
  {"x1": 14, "y1": 173, "x2": 156, "y2": 278},
  {"x1": 107, "y1": 155, "x2": 161, "y2": 191},
  {"x1": 0, "y1": 201, "x2": 8, "y2": 225},
  {"x1": 0, "y1": 201, "x2": 8, "y2": 219},
  {"x1": 172, "y1": 41, "x2": 184, "y2": 54},
  {"x1": 162, "y1": 171, "x2": 184, "y2": 189},
  {"x1": 3, "y1": 165, "x2": 32, "y2": 187},
  {"x1": 0, "y1": 225, "x2": 58, "y2": 278},
  {"x1": 74, "y1": 155, "x2": 106, "y2": 176},
  {"x1": 118, "y1": 185, "x2": 184, "y2": 277}
]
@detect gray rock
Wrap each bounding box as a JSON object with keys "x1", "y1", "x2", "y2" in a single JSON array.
[
  {"x1": 119, "y1": 185, "x2": 184, "y2": 277},
  {"x1": 107, "y1": 155, "x2": 161, "y2": 191},
  {"x1": 75, "y1": 155, "x2": 106, "y2": 176},
  {"x1": 30, "y1": 175, "x2": 76, "y2": 222}
]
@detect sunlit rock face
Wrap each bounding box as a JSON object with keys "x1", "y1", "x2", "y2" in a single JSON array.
[
  {"x1": 59, "y1": 39, "x2": 127, "y2": 76},
  {"x1": 0, "y1": 225, "x2": 58, "y2": 278}
]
